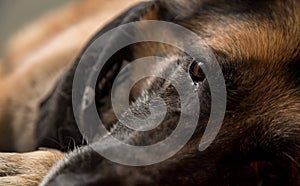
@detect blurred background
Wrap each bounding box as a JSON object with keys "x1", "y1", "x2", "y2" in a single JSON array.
[{"x1": 0, "y1": 0, "x2": 74, "y2": 56}]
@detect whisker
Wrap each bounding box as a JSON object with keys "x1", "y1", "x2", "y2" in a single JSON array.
[
  {"x1": 282, "y1": 152, "x2": 300, "y2": 168},
  {"x1": 65, "y1": 136, "x2": 77, "y2": 152}
]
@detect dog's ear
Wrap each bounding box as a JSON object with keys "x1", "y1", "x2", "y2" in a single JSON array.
[{"x1": 35, "y1": 1, "x2": 177, "y2": 151}]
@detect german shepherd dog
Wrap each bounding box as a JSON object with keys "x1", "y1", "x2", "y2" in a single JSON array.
[{"x1": 0, "y1": 0, "x2": 299, "y2": 185}]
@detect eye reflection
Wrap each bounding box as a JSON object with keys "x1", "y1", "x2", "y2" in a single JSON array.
[{"x1": 189, "y1": 60, "x2": 206, "y2": 83}]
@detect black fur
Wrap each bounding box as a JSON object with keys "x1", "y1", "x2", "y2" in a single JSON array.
[
  {"x1": 37, "y1": 0, "x2": 300, "y2": 185},
  {"x1": 36, "y1": 1, "x2": 155, "y2": 151}
]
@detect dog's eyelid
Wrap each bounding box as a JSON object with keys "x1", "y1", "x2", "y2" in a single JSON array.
[{"x1": 177, "y1": 53, "x2": 206, "y2": 65}]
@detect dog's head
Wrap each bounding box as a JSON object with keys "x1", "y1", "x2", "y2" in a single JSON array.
[{"x1": 37, "y1": 0, "x2": 300, "y2": 185}]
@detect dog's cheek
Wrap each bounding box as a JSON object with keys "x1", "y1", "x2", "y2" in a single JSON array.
[{"x1": 41, "y1": 147, "x2": 155, "y2": 186}]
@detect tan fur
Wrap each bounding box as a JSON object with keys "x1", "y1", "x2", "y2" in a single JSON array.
[
  {"x1": 0, "y1": 1, "x2": 146, "y2": 185},
  {"x1": 2, "y1": 0, "x2": 144, "y2": 73},
  {"x1": 0, "y1": 150, "x2": 64, "y2": 185},
  {"x1": 0, "y1": 0, "x2": 298, "y2": 185},
  {"x1": 0, "y1": 0, "x2": 145, "y2": 151}
]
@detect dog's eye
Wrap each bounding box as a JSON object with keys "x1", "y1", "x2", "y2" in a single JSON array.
[{"x1": 189, "y1": 60, "x2": 206, "y2": 83}]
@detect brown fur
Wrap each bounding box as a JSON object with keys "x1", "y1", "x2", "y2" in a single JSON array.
[
  {"x1": 0, "y1": 150, "x2": 64, "y2": 185},
  {"x1": 0, "y1": 0, "x2": 145, "y2": 184},
  {"x1": 0, "y1": 0, "x2": 299, "y2": 185},
  {"x1": 0, "y1": 0, "x2": 145, "y2": 151}
]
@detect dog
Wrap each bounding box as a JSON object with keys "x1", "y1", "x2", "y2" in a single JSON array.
[{"x1": 0, "y1": 0, "x2": 299, "y2": 185}]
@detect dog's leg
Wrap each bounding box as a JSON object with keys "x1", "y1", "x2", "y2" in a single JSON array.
[{"x1": 0, "y1": 150, "x2": 64, "y2": 186}]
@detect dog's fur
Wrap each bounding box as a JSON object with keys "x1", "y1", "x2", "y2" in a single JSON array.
[{"x1": 0, "y1": 0, "x2": 300, "y2": 185}]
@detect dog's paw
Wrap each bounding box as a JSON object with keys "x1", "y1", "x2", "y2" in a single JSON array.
[{"x1": 0, "y1": 149, "x2": 64, "y2": 186}]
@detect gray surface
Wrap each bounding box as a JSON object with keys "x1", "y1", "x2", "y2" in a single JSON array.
[{"x1": 0, "y1": 0, "x2": 74, "y2": 56}]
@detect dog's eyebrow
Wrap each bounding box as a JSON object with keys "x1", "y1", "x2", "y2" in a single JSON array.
[{"x1": 158, "y1": 0, "x2": 202, "y2": 19}]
